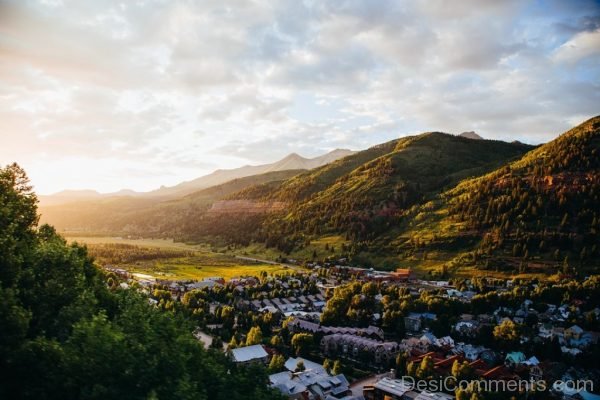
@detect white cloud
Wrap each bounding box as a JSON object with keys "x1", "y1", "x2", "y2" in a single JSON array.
[
  {"x1": 553, "y1": 28, "x2": 600, "y2": 64},
  {"x1": 0, "y1": 0, "x2": 598, "y2": 194}
]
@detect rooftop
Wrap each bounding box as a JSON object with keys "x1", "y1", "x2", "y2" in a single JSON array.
[{"x1": 230, "y1": 345, "x2": 268, "y2": 363}]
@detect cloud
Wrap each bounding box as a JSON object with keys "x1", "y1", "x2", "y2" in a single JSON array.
[
  {"x1": 0, "y1": 0, "x2": 599, "y2": 194},
  {"x1": 553, "y1": 28, "x2": 600, "y2": 64}
]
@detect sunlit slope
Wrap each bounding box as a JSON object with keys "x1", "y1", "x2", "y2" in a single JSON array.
[{"x1": 382, "y1": 115, "x2": 600, "y2": 275}]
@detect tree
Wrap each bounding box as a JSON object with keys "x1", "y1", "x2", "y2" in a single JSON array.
[
  {"x1": 395, "y1": 352, "x2": 407, "y2": 377},
  {"x1": 452, "y1": 360, "x2": 473, "y2": 381},
  {"x1": 210, "y1": 336, "x2": 224, "y2": 350},
  {"x1": 406, "y1": 361, "x2": 418, "y2": 377},
  {"x1": 228, "y1": 335, "x2": 239, "y2": 349},
  {"x1": 493, "y1": 319, "x2": 520, "y2": 348},
  {"x1": 269, "y1": 354, "x2": 285, "y2": 373},
  {"x1": 245, "y1": 326, "x2": 263, "y2": 346},
  {"x1": 331, "y1": 360, "x2": 342, "y2": 375},
  {"x1": 270, "y1": 335, "x2": 284, "y2": 350},
  {"x1": 291, "y1": 333, "x2": 313, "y2": 356},
  {"x1": 0, "y1": 163, "x2": 38, "y2": 286},
  {"x1": 323, "y1": 358, "x2": 332, "y2": 373},
  {"x1": 417, "y1": 355, "x2": 434, "y2": 379},
  {"x1": 294, "y1": 360, "x2": 305, "y2": 372},
  {"x1": 0, "y1": 164, "x2": 285, "y2": 400}
]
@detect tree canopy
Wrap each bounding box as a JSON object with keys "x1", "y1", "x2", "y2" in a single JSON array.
[{"x1": 0, "y1": 163, "x2": 283, "y2": 400}]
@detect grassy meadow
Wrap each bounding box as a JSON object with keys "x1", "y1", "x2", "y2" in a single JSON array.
[
  {"x1": 221, "y1": 235, "x2": 350, "y2": 262},
  {"x1": 66, "y1": 236, "x2": 293, "y2": 281}
]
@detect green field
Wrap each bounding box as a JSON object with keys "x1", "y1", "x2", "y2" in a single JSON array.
[
  {"x1": 221, "y1": 235, "x2": 350, "y2": 261},
  {"x1": 66, "y1": 236, "x2": 294, "y2": 281}
]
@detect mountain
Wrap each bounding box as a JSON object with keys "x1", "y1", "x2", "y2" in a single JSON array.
[
  {"x1": 39, "y1": 188, "x2": 146, "y2": 206},
  {"x1": 39, "y1": 169, "x2": 305, "y2": 232},
  {"x1": 39, "y1": 149, "x2": 355, "y2": 206},
  {"x1": 175, "y1": 132, "x2": 535, "y2": 253},
  {"x1": 143, "y1": 149, "x2": 356, "y2": 198},
  {"x1": 202, "y1": 117, "x2": 599, "y2": 276},
  {"x1": 41, "y1": 117, "x2": 600, "y2": 277},
  {"x1": 39, "y1": 189, "x2": 103, "y2": 206},
  {"x1": 375, "y1": 115, "x2": 600, "y2": 275},
  {"x1": 459, "y1": 131, "x2": 483, "y2": 140}
]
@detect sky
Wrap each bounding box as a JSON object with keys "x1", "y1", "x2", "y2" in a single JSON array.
[{"x1": 1, "y1": 0, "x2": 599, "y2": 195}]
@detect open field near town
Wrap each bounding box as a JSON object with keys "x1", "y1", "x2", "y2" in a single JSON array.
[{"x1": 66, "y1": 236, "x2": 294, "y2": 281}]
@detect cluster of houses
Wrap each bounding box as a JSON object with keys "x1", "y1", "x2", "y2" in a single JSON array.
[
  {"x1": 269, "y1": 357, "x2": 358, "y2": 400},
  {"x1": 122, "y1": 260, "x2": 599, "y2": 400},
  {"x1": 246, "y1": 294, "x2": 327, "y2": 315},
  {"x1": 288, "y1": 318, "x2": 401, "y2": 368},
  {"x1": 228, "y1": 347, "x2": 359, "y2": 400},
  {"x1": 448, "y1": 300, "x2": 600, "y2": 357}
]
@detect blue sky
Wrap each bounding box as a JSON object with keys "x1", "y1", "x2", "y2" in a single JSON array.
[{"x1": 0, "y1": 0, "x2": 599, "y2": 194}]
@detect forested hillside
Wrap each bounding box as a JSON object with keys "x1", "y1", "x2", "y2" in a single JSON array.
[
  {"x1": 382, "y1": 116, "x2": 600, "y2": 276},
  {"x1": 35, "y1": 117, "x2": 600, "y2": 276},
  {"x1": 179, "y1": 117, "x2": 600, "y2": 276},
  {"x1": 0, "y1": 164, "x2": 283, "y2": 400},
  {"x1": 196, "y1": 133, "x2": 534, "y2": 253}
]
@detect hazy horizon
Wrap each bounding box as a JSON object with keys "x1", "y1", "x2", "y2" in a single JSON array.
[{"x1": 1, "y1": 0, "x2": 599, "y2": 194}]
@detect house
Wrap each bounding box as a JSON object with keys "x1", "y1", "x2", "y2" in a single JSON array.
[
  {"x1": 504, "y1": 352, "x2": 526, "y2": 367},
  {"x1": 529, "y1": 364, "x2": 543, "y2": 381},
  {"x1": 284, "y1": 357, "x2": 325, "y2": 373},
  {"x1": 404, "y1": 313, "x2": 437, "y2": 333},
  {"x1": 538, "y1": 323, "x2": 553, "y2": 339},
  {"x1": 366, "y1": 377, "x2": 413, "y2": 399},
  {"x1": 565, "y1": 325, "x2": 584, "y2": 340},
  {"x1": 400, "y1": 337, "x2": 430, "y2": 354},
  {"x1": 230, "y1": 344, "x2": 269, "y2": 365},
  {"x1": 287, "y1": 318, "x2": 384, "y2": 340},
  {"x1": 321, "y1": 334, "x2": 399, "y2": 365},
  {"x1": 269, "y1": 358, "x2": 353, "y2": 400},
  {"x1": 364, "y1": 378, "x2": 453, "y2": 400},
  {"x1": 479, "y1": 349, "x2": 498, "y2": 366},
  {"x1": 434, "y1": 336, "x2": 455, "y2": 349},
  {"x1": 570, "y1": 331, "x2": 599, "y2": 349},
  {"x1": 404, "y1": 314, "x2": 422, "y2": 333},
  {"x1": 560, "y1": 346, "x2": 582, "y2": 356},
  {"x1": 552, "y1": 327, "x2": 565, "y2": 342},
  {"x1": 522, "y1": 356, "x2": 539, "y2": 366},
  {"x1": 453, "y1": 343, "x2": 487, "y2": 362},
  {"x1": 454, "y1": 320, "x2": 479, "y2": 337},
  {"x1": 391, "y1": 268, "x2": 414, "y2": 281},
  {"x1": 414, "y1": 391, "x2": 455, "y2": 400},
  {"x1": 419, "y1": 332, "x2": 437, "y2": 347}
]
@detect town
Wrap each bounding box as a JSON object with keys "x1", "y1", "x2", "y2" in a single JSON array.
[{"x1": 106, "y1": 262, "x2": 600, "y2": 400}]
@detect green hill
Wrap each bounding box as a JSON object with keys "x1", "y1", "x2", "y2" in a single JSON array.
[
  {"x1": 39, "y1": 116, "x2": 600, "y2": 277},
  {"x1": 184, "y1": 132, "x2": 534, "y2": 254},
  {"x1": 375, "y1": 115, "x2": 600, "y2": 276}
]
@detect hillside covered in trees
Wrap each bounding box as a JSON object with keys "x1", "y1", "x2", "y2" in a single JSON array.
[
  {"x1": 178, "y1": 117, "x2": 600, "y2": 276},
  {"x1": 378, "y1": 115, "x2": 600, "y2": 276},
  {"x1": 0, "y1": 164, "x2": 283, "y2": 400},
  {"x1": 36, "y1": 116, "x2": 600, "y2": 276},
  {"x1": 176, "y1": 132, "x2": 535, "y2": 255}
]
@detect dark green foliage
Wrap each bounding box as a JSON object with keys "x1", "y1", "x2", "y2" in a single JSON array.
[
  {"x1": 421, "y1": 116, "x2": 600, "y2": 273},
  {"x1": 216, "y1": 132, "x2": 533, "y2": 254},
  {"x1": 0, "y1": 164, "x2": 283, "y2": 400}
]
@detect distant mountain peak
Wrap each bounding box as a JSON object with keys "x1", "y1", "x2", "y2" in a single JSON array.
[
  {"x1": 459, "y1": 131, "x2": 483, "y2": 140},
  {"x1": 281, "y1": 152, "x2": 307, "y2": 161}
]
